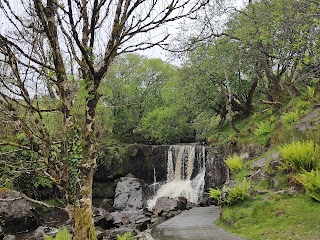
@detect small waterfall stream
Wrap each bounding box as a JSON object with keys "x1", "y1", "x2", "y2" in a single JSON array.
[{"x1": 147, "y1": 144, "x2": 206, "y2": 209}]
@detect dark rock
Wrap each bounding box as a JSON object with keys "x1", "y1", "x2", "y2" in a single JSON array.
[
  {"x1": 95, "y1": 226, "x2": 106, "y2": 240},
  {"x1": 33, "y1": 226, "x2": 59, "y2": 240},
  {"x1": 103, "y1": 227, "x2": 136, "y2": 240},
  {"x1": 250, "y1": 158, "x2": 268, "y2": 170},
  {"x1": 248, "y1": 169, "x2": 266, "y2": 182},
  {"x1": 111, "y1": 209, "x2": 146, "y2": 226},
  {"x1": 0, "y1": 227, "x2": 4, "y2": 240},
  {"x1": 113, "y1": 177, "x2": 145, "y2": 210},
  {"x1": 95, "y1": 145, "x2": 168, "y2": 183},
  {"x1": 250, "y1": 152, "x2": 280, "y2": 171},
  {"x1": 93, "y1": 207, "x2": 115, "y2": 230},
  {"x1": 0, "y1": 190, "x2": 41, "y2": 234},
  {"x1": 3, "y1": 235, "x2": 16, "y2": 240},
  {"x1": 136, "y1": 229, "x2": 154, "y2": 240},
  {"x1": 152, "y1": 197, "x2": 187, "y2": 216},
  {"x1": 205, "y1": 147, "x2": 228, "y2": 190},
  {"x1": 92, "y1": 182, "x2": 115, "y2": 198},
  {"x1": 297, "y1": 106, "x2": 320, "y2": 132}
]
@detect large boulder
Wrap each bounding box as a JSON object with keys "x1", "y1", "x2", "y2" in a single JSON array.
[
  {"x1": 93, "y1": 207, "x2": 115, "y2": 230},
  {"x1": 0, "y1": 190, "x2": 41, "y2": 234},
  {"x1": 110, "y1": 209, "x2": 150, "y2": 226},
  {"x1": 33, "y1": 226, "x2": 59, "y2": 240},
  {"x1": 205, "y1": 146, "x2": 228, "y2": 190},
  {"x1": 113, "y1": 176, "x2": 145, "y2": 210},
  {"x1": 152, "y1": 196, "x2": 187, "y2": 217}
]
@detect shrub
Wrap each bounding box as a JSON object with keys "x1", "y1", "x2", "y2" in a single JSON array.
[
  {"x1": 279, "y1": 141, "x2": 320, "y2": 172},
  {"x1": 254, "y1": 116, "x2": 276, "y2": 146},
  {"x1": 296, "y1": 170, "x2": 320, "y2": 201},
  {"x1": 44, "y1": 228, "x2": 71, "y2": 240},
  {"x1": 117, "y1": 232, "x2": 135, "y2": 240},
  {"x1": 225, "y1": 178, "x2": 250, "y2": 206},
  {"x1": 225, "y1": 154, "x2": 243, "y2": 174},
  {"x1": 209, "y1": 188, "x2": 222, "y2": 205},
  {"x1": 208, "y1": 178, "x2": 249, "y2": 206},
  {"x1": 306, "y1": 86, "x2": 315, "y2": 100}
]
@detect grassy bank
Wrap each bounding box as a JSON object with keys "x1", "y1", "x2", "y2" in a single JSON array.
[
  {"x1": 217, "y1": 194, "x2": 320, "y2": 240},
  {"x1": 208, "y1": 95, "x2": 320, "y2": 240}
]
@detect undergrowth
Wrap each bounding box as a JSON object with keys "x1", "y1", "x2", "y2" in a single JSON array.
[{"x1": 209, "y1": 93, "x2": 320, "y2": 240}]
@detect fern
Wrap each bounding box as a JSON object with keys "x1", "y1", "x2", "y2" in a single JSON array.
[
  {"x1": 208, "y1": 178, "x2": 249, "y2": 206},
  {"x1": 208, "y1": 188, "x2": 222, "y2": 204},
  {"x1": 44, "y1": 228, "x2": 71, "y2": 240},
  {"x1": 280, "y1": 141, "x2": 320, "y2": 172},
  {"x1": 296, "y1": 170, "x2": 320, "y2": 201},
  {"x1": 225, "y1": 154, "x2": 243, "y2": 174},
  {"x1": 280, "y1": 111, "x2": 299, "y2": 127},
  {"x1": 117, "y1": 232, "x2": 135, "y2": 240},
  {"x1": 225, "y1": 178, "x2": 249, "y2": 205},
  {"x1": 306, "y1": 86, "x2": 315, "y2": 100},
  {"x1": 254, "y1": 117, "x2": 276, "y2": 146}
]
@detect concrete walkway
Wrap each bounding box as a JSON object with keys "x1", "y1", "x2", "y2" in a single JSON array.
[{"x1": 152, "y1": 206, "x2": 245, "y2": 240}]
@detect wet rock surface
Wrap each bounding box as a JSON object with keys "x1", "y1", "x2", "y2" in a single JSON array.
[
  {"x1": 113, "y1": 176, "x2": 145, "y2": 210},
  {"x1": 152, "y1": 196, "x2": 187, "y2": 217}
]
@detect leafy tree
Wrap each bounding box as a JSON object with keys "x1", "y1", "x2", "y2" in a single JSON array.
[
  {"x1": 0, "y1": 1, "x2": 208, "y2": 239},
  {"x1": 180, "y1": 37, "x2": 259, "y2": 131},
  {"x1": 101, "y1": 54, "x2": 177, "y2": 143},
  {"x1": 226, "y1": 0, "x2": 320, "y2": 102}
]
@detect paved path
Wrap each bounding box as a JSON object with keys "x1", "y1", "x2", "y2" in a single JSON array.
[{"x1": 152, "y1": 206, "x2": 245, "y2": 240}]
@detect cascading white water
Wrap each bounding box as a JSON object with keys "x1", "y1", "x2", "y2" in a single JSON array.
[{"x1": 147, "y1": 144, "x2": 206, "y2": 209}]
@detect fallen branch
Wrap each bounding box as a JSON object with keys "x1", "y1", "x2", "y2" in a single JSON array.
[
  {"x1": 261, "y1": 99, "x2": 281, "y2": 106},
  {"x1": 0, "y1": 190, "x2": 64, "y2": 210}
]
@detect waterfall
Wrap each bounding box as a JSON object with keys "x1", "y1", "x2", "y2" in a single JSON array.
[{"x1": 147, "y1": 144, "x2": 206, "y2": 209}]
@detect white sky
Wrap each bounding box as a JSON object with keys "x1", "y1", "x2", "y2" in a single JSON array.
[
  {"x1": 0, "y1": 0, "x2": 246, "y2": 63},
  {"x1": 140, "y1": 0, "x2": 246, "y2": 63}
]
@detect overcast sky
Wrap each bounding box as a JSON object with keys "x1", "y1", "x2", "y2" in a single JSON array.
[
  {"x1": 0, "y1": 0, "x2": 246, "y2": 63},
  {"x1": 140, "y1": 0, "x2": 246, "y2": 63}
]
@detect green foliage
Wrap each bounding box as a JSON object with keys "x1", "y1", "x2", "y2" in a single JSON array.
[
  {"x1": 296, "y1": 170, "x2": 320, "y2": 201},
  {"x1": 288, "y1": 98, "x2": 311, "y2": 116},
  {"x1": 306, "y1": 86, "x2": 315, "y2": 100},
  {"x1": 225, "y1": 178, "x2": 250, "y2": 206},
  {"x1": 101, "y1": 54, "x2": 179, "y2": 143},
  {"x1": 218, "y1": 194, "x2": 320, "y2": 240},
  {"x1": 65, "y1": 126, "x2": 82, "y2": 202},
  {"x1": 280, "y1": 111, "x2": 299, "y2": 127},
  {"x1": 209, "y1": 178, "x2": 249, "y2": 206},
  {"x1": 279, "y1": 141, "x2": 320, "y2": 172},
  {"x1": 137, "y1": 106, "x2": 194, "y2": 144},
  {"x1": 116, "y1": 232, "x2": 135, "y2": 240},
  {"x1": 254, "y1": 116, "x2": 276, "y2": 146},
  {"x1": 208, "y1": 188, "x2": 222, "y2": 204},
  {"x1": 224, "y1": 154, "x2": 243, "y2": 174},
  {"x1": 44, "y1": 227, "x2": 71, "y2": 240}
]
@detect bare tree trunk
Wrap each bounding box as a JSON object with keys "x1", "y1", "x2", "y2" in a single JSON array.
[
  {"x1": 73, "y1": 86, "x2": 99, "y2": 240},
  {"x1": 244, "y1": 75, "x2": 259, "y2": 116},
  {"x1": 74, "y1": 168, "x2": 96, "y2": 240}
]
